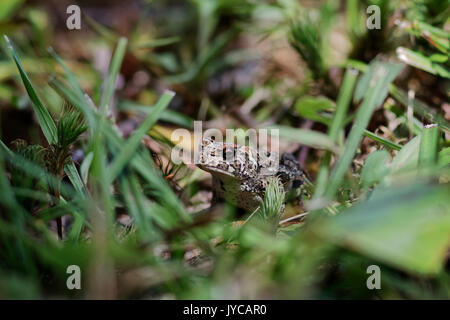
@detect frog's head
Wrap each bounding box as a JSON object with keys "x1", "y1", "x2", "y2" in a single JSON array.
[{"x1": 196, "y1": 137, "x2": 259, "y2": 180}]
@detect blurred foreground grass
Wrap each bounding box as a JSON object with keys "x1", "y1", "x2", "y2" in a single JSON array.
[{"x1": 0, "y1": 0, "x2": 449, "y2": 299}]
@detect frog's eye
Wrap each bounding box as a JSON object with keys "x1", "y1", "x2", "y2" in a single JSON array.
[
  {"x1": 211, "y1": 136, "x2": 216, "y2": 141},
  {"x1": 223, "y1": 148, "x2": 234, "y2": 161}
]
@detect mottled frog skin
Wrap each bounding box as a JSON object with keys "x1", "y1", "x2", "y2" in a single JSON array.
[{"x1": 197, "y1": 138, "x2": 303, "y2": 211}]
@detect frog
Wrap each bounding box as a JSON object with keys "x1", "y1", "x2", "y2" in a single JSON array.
[{"x1": 196, "y1": 137, "x2": 304, "y2": 212}]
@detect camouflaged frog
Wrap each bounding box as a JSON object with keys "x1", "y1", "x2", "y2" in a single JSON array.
[{"x1": 197, "y1": 137, "x2": 304, "y2": 211}]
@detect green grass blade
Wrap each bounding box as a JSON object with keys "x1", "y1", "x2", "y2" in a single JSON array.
[
  {"x1": 0, "y1": 139, "x2": 13, "y2": 157},
  {"x1": 419, "y1": 124, "x2": 440, "y2": 168},
  {"x1": 438, "y1": 147, "x2": 450, "y2": 168},
  {"x1": 314, "y1": 68, "x2": 358, "y2": 198},
  {"x1": 388, "y1": 135, "x2": 421, "y2": 176},
  {"x1": 100, "y1": 37, "x2": 127, "y2": 115},
  {"x1": 397, "y1": 47, "x2": 450, "y2": 78},
  {"x1": 348, "y1": 60, "x2": 450, "y2": 131},
  {"x1": 363, "y1": 130, "x2": 402, "y2": 151},
  {"x1": 118, "y1": 100, "x2": 193, "y2": 128},
  {"x1": 4, "y1": 35, "x2": 57, "y2": 145},
  {"x1": 328, "y1": 68, "x2": 359, "y2": 142},
  {"x1": 318, "y1": 183, "x2": 450, "y2": 275},
  {"x1": 294, "y1": 95, "x2": 335, "y2": 126},
  {"x1": 67, "y1": 213, "x2": 84, "y2": 242},
  {"x1": 47, "y1": 47, "x2": 85, "y2": 98},
  {"x1": 120, "y1": 174, "x2": 157, "y2": 241},
  {"x1": 84, "y1": 14, "x2": 118, "y2": 44},
  {"x1": 267, "y1": 125, "x2": 338, "y2": 153},
  {"x1": 360, "y1": 149, "x2": 390, "y2": 188},
  {"x1": 80, "y1": 151, "x2": 94, "y2": 185},
  {"x1": 132, "y1": 36, "x2": 180, "y2": 49},
  {"x1": 64, "y1": 161, "x2": 87, "y2": 195},
  {"x1": 90, "y1": 132, "x2": 115, "y2": 232},
  {"x1": 324, "y1": 62, "x2": 402, "y2": 199},
  {"x1": 108, "y1": 90, "x2": 174, "y2": 182}
]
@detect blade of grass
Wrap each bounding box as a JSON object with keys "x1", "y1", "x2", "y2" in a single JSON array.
[
  {"x1": 267, "y1": 125, "x2": 338, "y2": 153},
  {"x1": 318, "y1": 183, "x2": 450, "y2": 275},
  {"x1": 314, "y1": 68, "x2": 358, "y2": 198},
  {"x1": 405, "y1": 21, "x2": 449, "y2": 53},
  {"x1": 84, "y1": 14, "x2": 118, "y2": 44},
  {"x1": 397, "y1": 47, "x2": 450, "y2": 78},
  {"x1": 389, "y1": 85, "x2": 450, "y2": 131},
  {"x1": 64, "y1": 161, "x2": 87, "y2": 195},
  {"x1": 363, "y1": 130, "x2": 402, "y2": 151},
  {"x1": 0, "y1": 139, "x2": 13, "y2": 157},
  {"x1": 132, "y1": 36, "x2": 180, "y2": 49},
  {"x1": 4, "y1": 35, "x2": 57, "y2": 145},
  {"x1": 80, "y1": 151, "x2": 93, "y2": 185},
  {"x1": 108, "y1": 90, "x2": 174, "y2": 182},
  {"x1": 100, "y1": 37, "x2": 127, "y2": 115},
  {"x1": 120, "y1": 174, "x2": 157, "y2": 241},
  {"x1": 67, "y1": 213, "x2": 85, "y2": 242},
  {"x1": 347, "y1": 59, "x2": 450, "y2": 131},
  {"x1": 90, "y1": 108, "x2": 115, "y2": 236},
  {"x1": 118, "y1": 100, "x2": 193, "y2": 128},
  {"x1": 47, "y1": 47, "x2": 85, "y2": 98},
  {"x1": 324, "y1": 62, "x2": 402, "y2": 199},
  {"x1": 438, "y1": 147, "x2": 450, "y2": 168},
  {"x1": 329, "y1": 68, "x2": 359, "y2": 141},
  {"x1": 89, "y1": 138, "x2": 115, "y2": 242},
  {"x1": 360, "y1": 150, "x2": 390, "y2": 188},
  {"x1": 419, "y1": 124, "x2": 440, "y2": 168},
  {"x1": 12, "y1": 187, "x2": 56, "y2": 203},
  {"x1": 388, "y1": 135, "x2": 421, "y2": 176}
]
